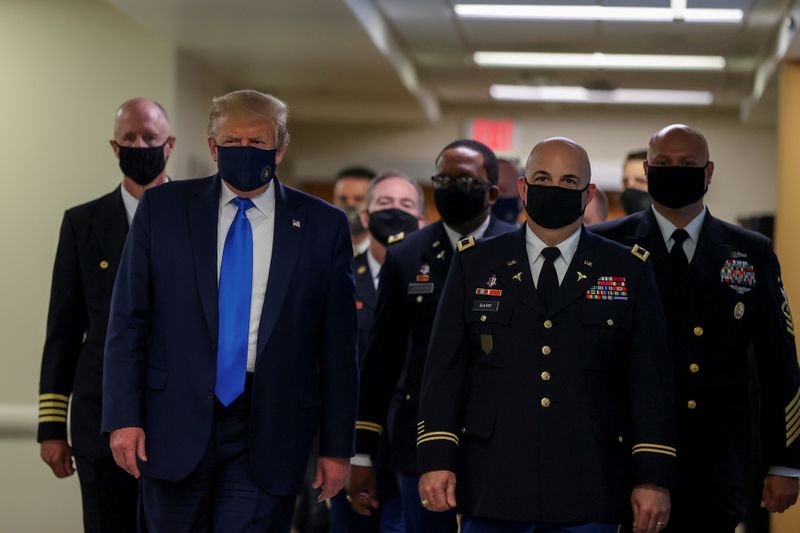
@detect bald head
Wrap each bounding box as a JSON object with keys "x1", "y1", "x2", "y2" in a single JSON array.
[
  {"x1": 113, "y1": 98, "x2": 172, "y2": 143},
  {"x1": 525, "y1": 137, "x2": 592, "y2": 186},
  {"x1": 647, "y1": 124, "x2": 709, "y2": 166}
]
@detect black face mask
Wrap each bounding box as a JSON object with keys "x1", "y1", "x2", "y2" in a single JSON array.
[
  {"x1": 343, "y1": 206, "x2": 367, "y2": 236},
  {"x1": 434, "y1": 185, "x2": 488, "y2": 225},
  {"x1": 216, "y1": 145, "x2": 277, "y2": 192},
  {"x1": 525, "y1": 183, "x2": 589, "y2": 230},
  {"x1": 647, "y1": 163, "x2": 709, "y2": 209},
  {"x1": 367, "y1": 208, "x2": 419, "y2": 246},
  {"x1": 620, "y1": 188, "x2": 651, "y2": 215},
  {"x1": 117, "y1": 142, "x2": 168, "y2": 185}
]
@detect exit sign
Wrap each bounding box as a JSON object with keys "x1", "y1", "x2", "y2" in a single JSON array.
[{"x1": 471, "y1": 118, "x2": 515, "y2": 153}]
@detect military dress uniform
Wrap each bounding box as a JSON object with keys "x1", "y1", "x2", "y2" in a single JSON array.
[
  {"x1": 417, "y1": 226, "x2": 676, "y2": 527},
  {"x1": 38, "y1": 187, "x2": 138, "y2": 532},
  {"x1": 592, "y1": 208, "x2": 800, "y2": 532},
  {"x1": 356, "y1": 216, "x2": 515, "y2": 532}
]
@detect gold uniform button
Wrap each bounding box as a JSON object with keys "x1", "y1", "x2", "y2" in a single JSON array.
[
  {"x1": 693, "y1": 326, "x2": 704, "y2": 337},
  {"x1": 689, "y1": 363, "x2": 700, "y2": 373},
  {"x1": 606, "y1": 319, "x2": 615, "y2": 327},
  {"x1": 540, "y1": 397, "x2": 551, "y2": 408},
  {"x1": 541, "y1": 345, "x2": 552, "y2": 356},
  {"x1": 480, "y1": 315, "x2": 487, "y2": 322},
  {"x1": 405, "y1": 394, "x2": 412, "y2": 401},
  {"x1": 99, "y1": 260, "x2": 109, "y2": 269},
  {"x1": 687, "y1": 400, "x2": 697, "y2": 410},
  {"x1": 416, "y1": 295, "x2": 423, "y2": 303},
  {"x1": 540, "y1": 371, "x2": 551, "y2": 381},
  {"x1": 543, "y1": 320, "x2": 553, "y2": 329}
]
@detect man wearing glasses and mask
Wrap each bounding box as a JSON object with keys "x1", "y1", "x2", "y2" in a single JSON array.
[
  {"x1": 416, "y1": 137, "x2": 676, "y2": 533},
  {"x1": 348, "y1": 139, "x2": 515, "y2": 532}
]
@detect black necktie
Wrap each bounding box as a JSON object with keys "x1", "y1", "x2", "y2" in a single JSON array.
[
  {"x1": 538, "y1": 247, "x2": 561, "y2": 311},
  {"x1": 669, "y1": 229, "x2": 690, "y2": 272}
]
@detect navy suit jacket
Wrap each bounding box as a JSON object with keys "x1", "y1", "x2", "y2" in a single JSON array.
[{"x1": 102, "y1": 175, "x2": 359, "y2": 495}]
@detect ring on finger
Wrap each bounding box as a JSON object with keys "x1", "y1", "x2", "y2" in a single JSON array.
[{"x1": 421, "y1": 499, "x2": 430, "y2": 507}]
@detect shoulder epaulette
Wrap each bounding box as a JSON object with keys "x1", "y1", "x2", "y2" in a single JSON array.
[
  {"x1": 631, "y1": 244, "x2": 650, "y2": 262},
  {"x1": 387, "y1": 232, "x2": 405, "y2": 245},
  {"x1": 457, "y1": 235, "x2": 476, "y2": 252}
]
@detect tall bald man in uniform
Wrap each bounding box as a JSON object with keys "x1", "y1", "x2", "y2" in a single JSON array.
[
  {"x1": 38, "y1": 98, "x2": 175, "y2": 532},
  {"x1": 418, "y1": 138, "x2": 676, "y2": 533},
  {"x1": 592, "y1": 124, "x2": 800, "y2": 532}
]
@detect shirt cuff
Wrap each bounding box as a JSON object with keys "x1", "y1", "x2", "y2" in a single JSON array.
[
  {"x1": 351, "y1": 454, "x2": 373, "y2": 467},
  {"x1": 768, "y1": 466, "x2": 800, "y2": 477}
]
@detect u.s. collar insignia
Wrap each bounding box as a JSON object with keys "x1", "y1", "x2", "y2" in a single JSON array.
[
  {"x1": 387, "y1": 232, "x2": 405, "y2": 245},
  {"x1": 583, "y1": 259, "x2": 593, "y2": 267},
  {"x1": 631, "y1": 244, "x2": 650, "y2": 262},
  {"x1": 487, "y1": 275, "x2": 497, "y2": 287},
  {"x1": 436, "y1": 250, "x2": 446, "y2": 260},
  {"x1": 507, "y1": 259, "x2": 518, "y2": 267},
  {"x1": 432, "y1": 240, "x2": 441, "y2": 248},
  {"x1": 577, "y1": 271, "x2": 587, "y2": 282},
  {"x1": 512, "y1": 272, "x2": 523, "y2": 282},
  {"x1": 457, "y1": 235, "x2": 476, "y2": 252}
]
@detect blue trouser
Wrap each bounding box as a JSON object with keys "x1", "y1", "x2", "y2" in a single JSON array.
[
  {"x1": 328, "y1": 490, "x2": 404, "y2": 533},
  {"x1": 397, "y1": 473, "x2": 458, "y2": 533},
  {"x1": 461, "y1": 517, "x2": 619, "y2": 533}
]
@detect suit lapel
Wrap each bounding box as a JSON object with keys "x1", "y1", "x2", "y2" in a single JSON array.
[
  {"x1": 92, "y1": 188, "x2": 129, "y2": 273},
  {"x1": 420, "y1": 222, "x2": 452, "y2": 278},
  {"x1": 256, "y1": 179, "x2": 304, "y2": 358},
  {"x1": 633, "y1": 210, "x2": 674, "y2": 293},
  {"x1": 497, "y1": 226, "x2": 546, "y2": 315},
  {"x1": 548, "y1": 228, "x2": 598, "y2": 317},
  {"x1": 685, "y1": 214, "x2": 731, "y2": 310},
  {"x1": 354, "y1": 254, "x2": 377, "y2": 309},
  {"x1": 187, "y1": 176, "x2": 221, "y2": 343}
]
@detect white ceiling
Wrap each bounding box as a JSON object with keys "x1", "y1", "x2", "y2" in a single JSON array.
[{"x1": 107, "y1": 0, "x2": 798, "y2": 122}]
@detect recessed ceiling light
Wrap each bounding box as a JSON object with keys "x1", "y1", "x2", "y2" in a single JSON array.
[
  {"x1": 490, "y1": 84, "x2": 714, "y2": 106},
  {"x1": 454, "y1": 4, "x2": 743, "y2": 24},
  {"x1": 474, "y1": 52, "x2": 726, "y2": 71}
]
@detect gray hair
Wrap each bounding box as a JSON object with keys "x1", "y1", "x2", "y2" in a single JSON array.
[
  {"x1": 207, "y1": 89, "x2": 289, "y2": 146},
  {"x1": 366, "y1": 171, "x2": 425, "y2": 214}
]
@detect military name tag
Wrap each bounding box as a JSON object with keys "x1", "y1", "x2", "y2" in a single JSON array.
[
  {"x1": 473, "y1": 300, "x2": 499, "y2": 312},
  {"x1": 408, "y1": 283, "x2": 434, "y2": 295}
]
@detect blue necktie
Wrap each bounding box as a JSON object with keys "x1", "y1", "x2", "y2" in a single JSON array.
[{"x1": 216, "y1": 197, "x2": 255, "y2": 406}]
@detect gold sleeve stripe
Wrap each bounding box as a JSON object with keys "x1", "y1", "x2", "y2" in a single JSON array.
[
  {"x1": 355, "y1": 422, "x2": 384, "y2": 435},
  {"x1": 786, "y1": 398, "x2": 800, "y2": 421},
  {"x1": 38, "y1": 416, "x2": 67, "y2": 423},
  {"x1": 632, "y1": 448, "x2": 677, "y2": 458},
  {"x1": 787, "y1": 424, "x2": 800, "y2": 447},
  {"x1": 39, "y1": 393, "x2": 69, "y2": 402},
  {"x1": 632, "y1": 443, "x2": 677, "y2": 453},
  {"x1": 39, "y1": 401, "x2": 68, "y2": 409},
  {"x1": 786, "y1": 388, "x2": 800, "y2": 415},
  {"x1": 38, "y1": 408, "x2": 67, "y2": 416},
  {"x1": 786, "y1": 410, "x2": 800, "y2": 436},
  {"x1": 417, "y1": 421, "x2": 425, "y2": 428},
  {"x1": 417, "y1": 435, "x2": 460, "y2": 447},
  {"x1": 416, "y1": 431, "x2": 459, "y2": 443},
  {"x1": 418, "y1": 428, "x2": 425, "y2": 435}
]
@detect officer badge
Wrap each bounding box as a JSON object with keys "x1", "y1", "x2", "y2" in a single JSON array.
[
  {"x1": 733, "y1": 302, "x2": 745, "y2": 320},
  {"x1": 720, "y1": 259, "x2": 756, "y2": 287},
  {"x1": 577, "y1": 271, "x2": 587, "y2": 282},
  {"x1": 480, "y1": 334, "x2": 493, "y2": 355},
  {"x1": 512, "y1": 272, "x2": 523, "y2": 282},
  {"x1": 586, "y1": 277, "x2": 628, "y2": 301},
  {"x1": 487, "y1": 275, "x2": 497, "y2": 287}
]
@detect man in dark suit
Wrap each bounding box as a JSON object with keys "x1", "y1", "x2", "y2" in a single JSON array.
[
  {"x1": 37, "y1": 97, "x2": 174, "y2": 532},
  {"x1": 102, "y1": 90, "x2": 358, "y2": 532},
  {"x1": 592, "y1": 124, "x2": 800, "y2": 532},
  {"x1": 417, "y1": 137, "x2": 675, "y2": 533},
  {"x1": 348, "y1": 140, "x2": 516, "y2": 533},
  {"x1": 330, "y1": 171, "x2": 425, "y2": 532}
]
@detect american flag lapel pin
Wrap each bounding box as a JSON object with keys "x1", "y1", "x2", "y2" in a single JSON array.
[{"x1": 292, "y1": 219, "x2": 301, "y2": 229}]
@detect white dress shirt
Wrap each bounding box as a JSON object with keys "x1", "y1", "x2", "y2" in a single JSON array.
[
  {"x1": 366, "y1": 250, "x2": 382, "y2": 290},
  {"x1": 651, "y1": 205, "x2": 706, "y2": 262},
  {"x1": 443, "y1": 214, "x2": 492, "y2": 251},
  {"x1": 525, "y1": 225, "x2": 582, "y2": 288},
  {"x1": 217, "y1": 183, "x2": 276, "y2": 372},
  {"x1": 120, "y1": 184, "x2": 139, "y2": 226}
]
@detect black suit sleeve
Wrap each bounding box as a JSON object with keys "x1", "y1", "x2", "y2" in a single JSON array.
[
  {"x1": 415, "y1": 252, "x2": 468, "y2": 474},
  {"x1": 38, "y1": 210, "x2": 88, "y2": 443},
  {"x1": 753, "y1": 243, "x2": 800, "y2": 471},
  {"x1": 355, "y1": 250, "x2": 412, "y2": 456}
]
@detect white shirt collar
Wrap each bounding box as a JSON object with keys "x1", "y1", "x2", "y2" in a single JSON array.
[
  {"x1": 219, "y1": 181, "x2": 276, "y2": 218},
  {"x1": 120, "y1": 184, "x2": 138, "y2": 225},
  {"x1": 525, "y1": 224, "x2": 582, "y2": 267},
  {"x1": 651, "y1": 205, "x2": 706, "y2": 246},
  {"x1": 443, "y1": 214, "x2": 492, "y2": 251},
  {"x1": 366, "y1": 250, "x2": 382, "y2": 290}
]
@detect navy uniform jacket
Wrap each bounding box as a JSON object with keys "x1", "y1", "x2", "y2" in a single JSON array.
[
  {"x1": 417, "y1": 227, "x2": 676, "y2": 523},
  {"x1": 592, "y1": 209, "x2": 800, "y2": 498},
  {"x1": 356, "y1": 217, "x2": 515, "y2": 475},
  {"x1": 354, "y1": 252, "x2": 378, "y2": 367},
  {"x1": 38, "y1": 188, "x2": 128, "y2": 458},
  {"x1": 102, "y1": 176, "x2": 359, "y2": 495}
]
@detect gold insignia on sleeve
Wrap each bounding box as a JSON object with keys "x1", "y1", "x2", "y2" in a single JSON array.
[
  {"x1": 417, "y1": 431, "x2": 460, "y2": 447},
  {"x1": 355, "y1": 421, "x2": 384, "y2": 436},
  {"x1": 786, "y1": 388, "x2": 800, "y2": 447},
  {"x1": 631, "y1": 443, "x2": 677, "y2": 458},
  {"x1": 38, "y1": 393, "x2": 69, "y2": 423},
  {"x1": 457, "y1": 235, "x2": 476, "y2": 252},
  {"x1": 630, "y1": 245, "x2": 650, "y2": 262},
  {"x1": 387, "y1": 232, "x2": 405, "y2": 245}
]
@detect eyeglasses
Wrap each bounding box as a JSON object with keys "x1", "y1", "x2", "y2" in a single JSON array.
[{"x1": 431, "y1": 175, "x2": 489, "y2": 192}]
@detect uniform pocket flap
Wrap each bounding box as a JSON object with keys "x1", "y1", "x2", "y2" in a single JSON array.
[{"x1": 581, "y1": 304, "x2": 632, "y2": 329}]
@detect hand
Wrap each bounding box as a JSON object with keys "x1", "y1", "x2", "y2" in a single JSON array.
[
  {"x1": 631, "y1": 484, "x2": 670, "y2": 533},
  {"x1": 418, "y1": 470, "x2": 457, "y2": 512},
  {"x1": 109, "y1": 427, "x2": 147, "y2": 478},
  {"x1": 313, "y1": 456, "x2": 350, "y2": 502},
  {"x1": 347, "y1": 465, "x2": 379, "y2": 516},
  {"x1": 40, "y1": 440, "x2": 74, "y2": 478},
  {"x1": 761, "y1": 475, "x2": 800, "y2": 513}
]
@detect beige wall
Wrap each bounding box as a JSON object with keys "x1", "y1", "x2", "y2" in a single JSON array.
[{"x1": 0, "y1": 1, "x2": 175, "y2": 530}]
